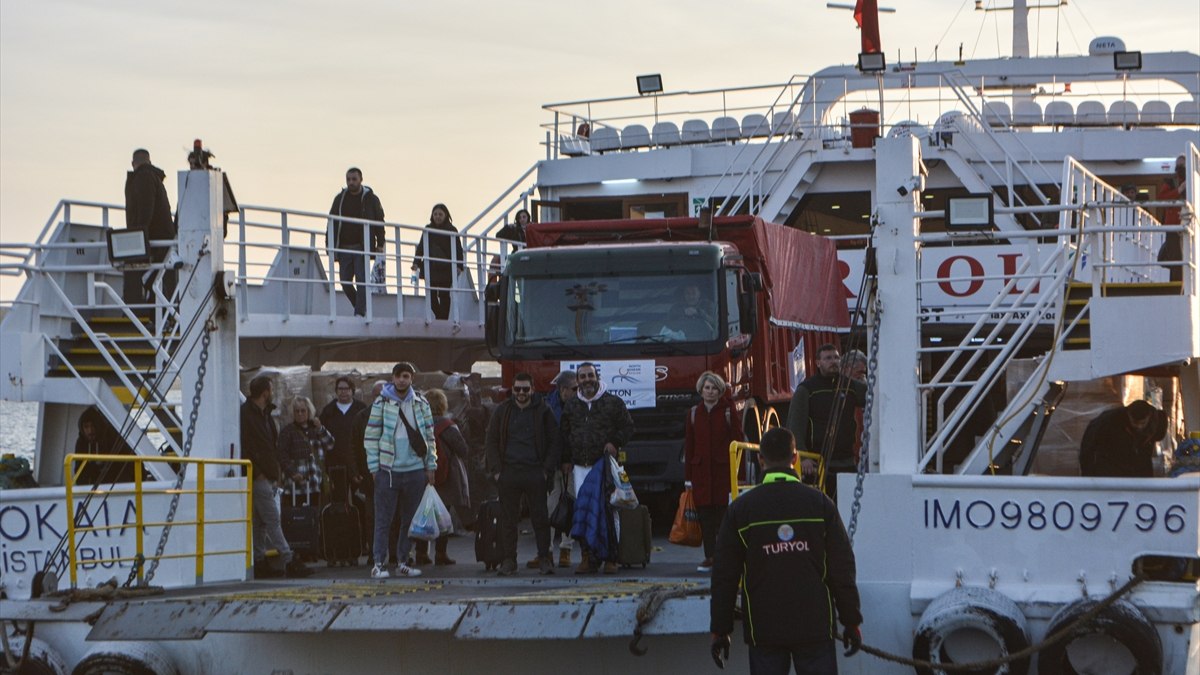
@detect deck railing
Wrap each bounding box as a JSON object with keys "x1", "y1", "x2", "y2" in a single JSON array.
[{"x1": 64, "y1": 454, "x2": 253, "y2": 588}]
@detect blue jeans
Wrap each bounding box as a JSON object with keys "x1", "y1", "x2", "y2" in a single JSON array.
[
  {"x1": 373, "y1": 468, "x2": 427, "y2": 565},
  {"x1": 336, "y1": 252, "x2": 368, "y2": 316},
  {"x1": 747, "y1": 641, "x2": 837, "y2": 675}
]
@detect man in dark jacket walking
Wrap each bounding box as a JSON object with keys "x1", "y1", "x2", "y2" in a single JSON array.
[
  {"x1": 710, "y1": 428, "x2": 862, "y2": 674},
  {"x1": 328, "y1": 167, "x2": 386, "y2": 317},
  {"x1": 559, "y1": 362, "x2": 634, "y2": 574},
  {"x1": 241, "y1": 375, "x2": 312, "y2": 579},
  {"x1": 786, "y1": 344, "x2": 866, "y2": 503},
  {"x1": 123, "y1": 149, "x2": 177, "y2": 305},
  {"x1": 486, "y1": 372, "x2": 561, "y2": 576}
]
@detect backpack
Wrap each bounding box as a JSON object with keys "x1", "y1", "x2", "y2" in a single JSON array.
[{"x1": 433, "y1": 418, "x2": 456, "y2": 486}]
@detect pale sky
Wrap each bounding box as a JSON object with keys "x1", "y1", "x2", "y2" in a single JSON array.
[{"x1": 2, "y1": 0, "x2": 1197, "y2": 298}]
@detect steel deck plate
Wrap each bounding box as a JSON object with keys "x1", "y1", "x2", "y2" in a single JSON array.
[
  {"x1": 87, "y1": 600, "x2": 223, "y2": 640},
  {"x1": 329, "y1": 602, "x2": 468, "y2": 631}
]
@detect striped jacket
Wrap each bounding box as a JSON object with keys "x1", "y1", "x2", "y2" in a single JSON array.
[{"x1": 363, "y1": 384, "x2": 438, "y2": 474}]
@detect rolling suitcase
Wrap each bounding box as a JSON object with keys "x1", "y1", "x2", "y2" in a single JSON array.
[
  {"x1": 320, "y1": 467, "x2": 361, "y2": 567},
  {"x1": 616, "y1": 505, "x2": 652, "y2": 568},
  {"x1": 474, "y1": 499, "x2": 504, "y2": 571},
  {"x1": 281, "y1": 483, "x2": 320, "y2": 562}
]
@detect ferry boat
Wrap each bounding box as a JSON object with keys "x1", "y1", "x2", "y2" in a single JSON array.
[{"x1": 2, "y1": 8, "x2": 1198, "y2": 674}]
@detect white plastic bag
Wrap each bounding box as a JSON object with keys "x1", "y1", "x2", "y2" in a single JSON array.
[
  {"x1": 608, "y1": 456, "x2": 639, "y2": 509},
  {"x1": 409, "y1": 485, "x2": 453, "y2": 540}
]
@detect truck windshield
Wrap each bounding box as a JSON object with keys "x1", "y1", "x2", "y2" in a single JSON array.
[{"x1": 506, "y1": 272, "x2": 720, "y2": 346}]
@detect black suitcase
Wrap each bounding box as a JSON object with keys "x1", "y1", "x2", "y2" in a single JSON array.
[
  {"x1": 474, "y1": 499, "x2": 503, "y2": 570},
  {"x1": 321, "y1": 468, "x2": 361, "y2": 566},
  {"x1": 281, "y1": 485, "x2": 320, "y2": 561},
  {"x1": 616, "y1": 505, "x2": 652, "y2": 568}
]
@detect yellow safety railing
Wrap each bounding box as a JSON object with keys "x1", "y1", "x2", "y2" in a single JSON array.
[
  {"x1": 729, "y1": 441, "x2": 825, "y2": 500},
  {"x1": 64, "y1": 454, "x2": 253, "y2": 588}
]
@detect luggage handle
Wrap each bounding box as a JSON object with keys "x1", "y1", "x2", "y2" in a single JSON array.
[
  {"x1": 328, "y1": 464, "x2": 353, "y2": 505},
  {"x1": 289, "y1": 460, "x2": 313, "y2": 507}
]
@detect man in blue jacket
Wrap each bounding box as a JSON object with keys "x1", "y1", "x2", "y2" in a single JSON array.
[{"x1": 709, "y1": 428, "x2": 862, "y2": 674}]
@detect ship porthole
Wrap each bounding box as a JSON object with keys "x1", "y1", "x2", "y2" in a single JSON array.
[
  {"x1": 1037, "y1": 597, "x2": 1161, "y2": 675},
  {"x1": 912, "y1": 586, "x2": 1031, "y2": 675}
]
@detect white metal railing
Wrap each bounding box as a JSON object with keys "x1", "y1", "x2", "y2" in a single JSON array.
[
  {"x1": 231, "y1": 205, "x2": 518, "y2": 325},
  {"x1": 913, "y1": 151, "x2": 1195, "y2": 472}
]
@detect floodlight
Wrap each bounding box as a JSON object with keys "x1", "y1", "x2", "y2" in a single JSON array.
[
  {"x1": 636, "y1": 74, "x2": 663, "y2": 95},
  {"x1": 1113, "y1": 51, "x2": 1142, "y2": 71},
  {"x1": 857, "y1": 52, "x2": 886, "y2": 73},
  {"x1": 946, "y1": 195, "x2": 994, "y2": 229},
  {"x1": 106, "y1": 229, "x2": 151, "y2": 263}
]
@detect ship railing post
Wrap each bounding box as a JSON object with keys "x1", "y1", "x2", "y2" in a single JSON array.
[
  {"x1": 135, "y1": 457, "x2": 144, "y2": 585},
  {"x1": 280, "y1": 211, "x2": 290, "y2": 322},
  {"x1": 65, "y1": 454, "x2": 78, "y2": 588},
  {"x1": 196, "y1": 464, "x2": 205, "y2": 585}
]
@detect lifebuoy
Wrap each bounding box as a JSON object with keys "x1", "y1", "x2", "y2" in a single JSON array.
[
  {"x1": 1037, "y1": 597, "x2": 1162, "y2": 675},
  {"x1": 912, "y1": 586, "x2": 1032, "y2": 675},
  {"x1": 0, "y1": 634, "x2": 67, "y2": 675},
  {"x1": 71, "y1": 642, "x2": 179, "y2": 675}
]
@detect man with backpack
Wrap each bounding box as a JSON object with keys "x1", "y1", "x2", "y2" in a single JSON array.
[{"x1": 485, "y1": 372, "x2": 561, "y2": 576}]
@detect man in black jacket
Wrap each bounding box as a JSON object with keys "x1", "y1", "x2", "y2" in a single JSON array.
[
  {"x1": 486, "y1": 372, "x2": 561, "y2": 576},
  {"x1": 559, "y1": 362, "x2": 635, "y2": 574},
  {"x1": 710, "y1": 428, "x2": 862, "y2": 674},
  {"x1": 786, "y1": 344, "x2": 866, "y2": 503},
  {"x1": 123, "y1": 148, "x2": 177, "y2": 305},
  {"x1": 241, "y1": 375, "x2": 312, "y2": 579},
  {"x1": 328, "y1": 167, "x2": 386, "y2": 317},
  {"x1": 1079, "y1": 400, "x2": 1167, "y2": 477}
]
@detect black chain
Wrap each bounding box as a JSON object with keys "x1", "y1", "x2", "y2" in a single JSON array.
[
  {"x1": 131, "y1": 322, "x2": 212, "y2": 587},
  {"x1": 846, "y1": 292, "x2": 880, "y2": 545}
]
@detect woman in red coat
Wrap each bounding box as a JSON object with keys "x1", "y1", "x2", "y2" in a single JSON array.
[{"x1": 683, "y1": 371, "x2": 744, "y2": 572}]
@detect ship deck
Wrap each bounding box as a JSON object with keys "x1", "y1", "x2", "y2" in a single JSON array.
[{"x1": 3, "y1": 531, "x2": 715, "y2": 642}]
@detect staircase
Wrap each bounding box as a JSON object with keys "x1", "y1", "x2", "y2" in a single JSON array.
[{"x1": 916, "y1": 152, "x2": 1197, "y2": 475}]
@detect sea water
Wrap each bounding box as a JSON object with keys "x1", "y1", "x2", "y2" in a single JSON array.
[{"x1": 0, "y1": 399, "x2": 37, "y2": 464}]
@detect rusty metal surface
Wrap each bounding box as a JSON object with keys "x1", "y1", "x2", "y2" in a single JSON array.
[
  {"x1": 87, "y1": 600, "x2": 223, "y2": 640},
  {"x1": 329, "y1": 602, "x2": 468, "y2": 631},
  {"x1": 455, "y1": 600, "x2": 593, "y2": 640},
  {"x1": 205, "y1": 599, "x2": 344, "y2": 633},
  {"x1": 0, "y1": 599, "x2": 106, "y2": 622}
]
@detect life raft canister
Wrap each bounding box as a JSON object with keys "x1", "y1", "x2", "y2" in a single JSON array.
[
  {"x1": 71, "y1": 641, "x2": 179, "y2": 675},
  {"x1": 912, "y1": 586, "x2": 1032, "y2": 675},
  {"x1": 0, "y1": 634, "x2": 67, "y2": 675},
  {"x1": 1037, "y1": 597, "x2": 1162, "y2": 675}
]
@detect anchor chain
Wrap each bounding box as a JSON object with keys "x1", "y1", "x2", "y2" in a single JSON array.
[
  {"x1": 846, "y1": 291, "x2": 880, "y2": 546},
  {"x1": 127, "y1": 321, "x2": 213, "y2": 588}
]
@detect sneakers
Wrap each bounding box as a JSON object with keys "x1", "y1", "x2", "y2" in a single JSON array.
[
  {"x1": 558, "y1": 549, "x2": 572, "y2": 568},
  {"x1": 602, "y1": 561, "x2": 618, "y2": 575},
  {"x1": 497, "y1": 559, "x2": 518, "y2": 577},
  {"x1": 371, "y1": 564, "x2": 390, "y2": 579},
  {"x1": 395, "y1": 563, "x2": 422, "y2": 577},
  {"x1": 285, "y1": 560, "x2": 314, "y2": 578},
  {"x1": 538, "y1": 556, "x2": 554, "y2": 576},
  {"x1": 697, "y1": 558, "x2": 714, "y2": 573}
]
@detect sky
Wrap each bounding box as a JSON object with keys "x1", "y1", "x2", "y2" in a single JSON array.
[{"x1": 2, "y1": 0, "x2": 1198, "y2": 298}]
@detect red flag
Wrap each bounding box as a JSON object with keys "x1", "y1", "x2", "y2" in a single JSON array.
[{"x1": 854, "y1": 0, "x2": 882, "y2": 54}]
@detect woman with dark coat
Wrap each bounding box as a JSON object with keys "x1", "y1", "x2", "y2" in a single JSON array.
[
  {"x1": 277, "y1": 396, "x2": 335, "y2": 505},
  {"x1": 318, "y1": 376, "x2": 369, "y2": 499},
  {"x1": 682, "y1": 371, "x2": 744, "y2": 573},
  {"x1": 413, "y1": 388, "x2": 471, "y2": 566},
  {"x1": 412, "y1": 203, "x2": 465, "y2": 320}
]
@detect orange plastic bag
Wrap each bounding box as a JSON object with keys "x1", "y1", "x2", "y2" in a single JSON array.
[{"x1": 668, "y1": 487, "x2": 702, "y2": 547}]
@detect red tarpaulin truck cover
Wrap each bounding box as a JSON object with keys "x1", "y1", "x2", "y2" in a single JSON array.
[{"x1": 523, "y1": 216, "x2": 850, "y2": 333}]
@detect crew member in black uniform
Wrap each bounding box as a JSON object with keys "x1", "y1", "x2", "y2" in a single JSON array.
[{"x1": 709, "y1": 428, "x2": 862, "y2": 675}]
